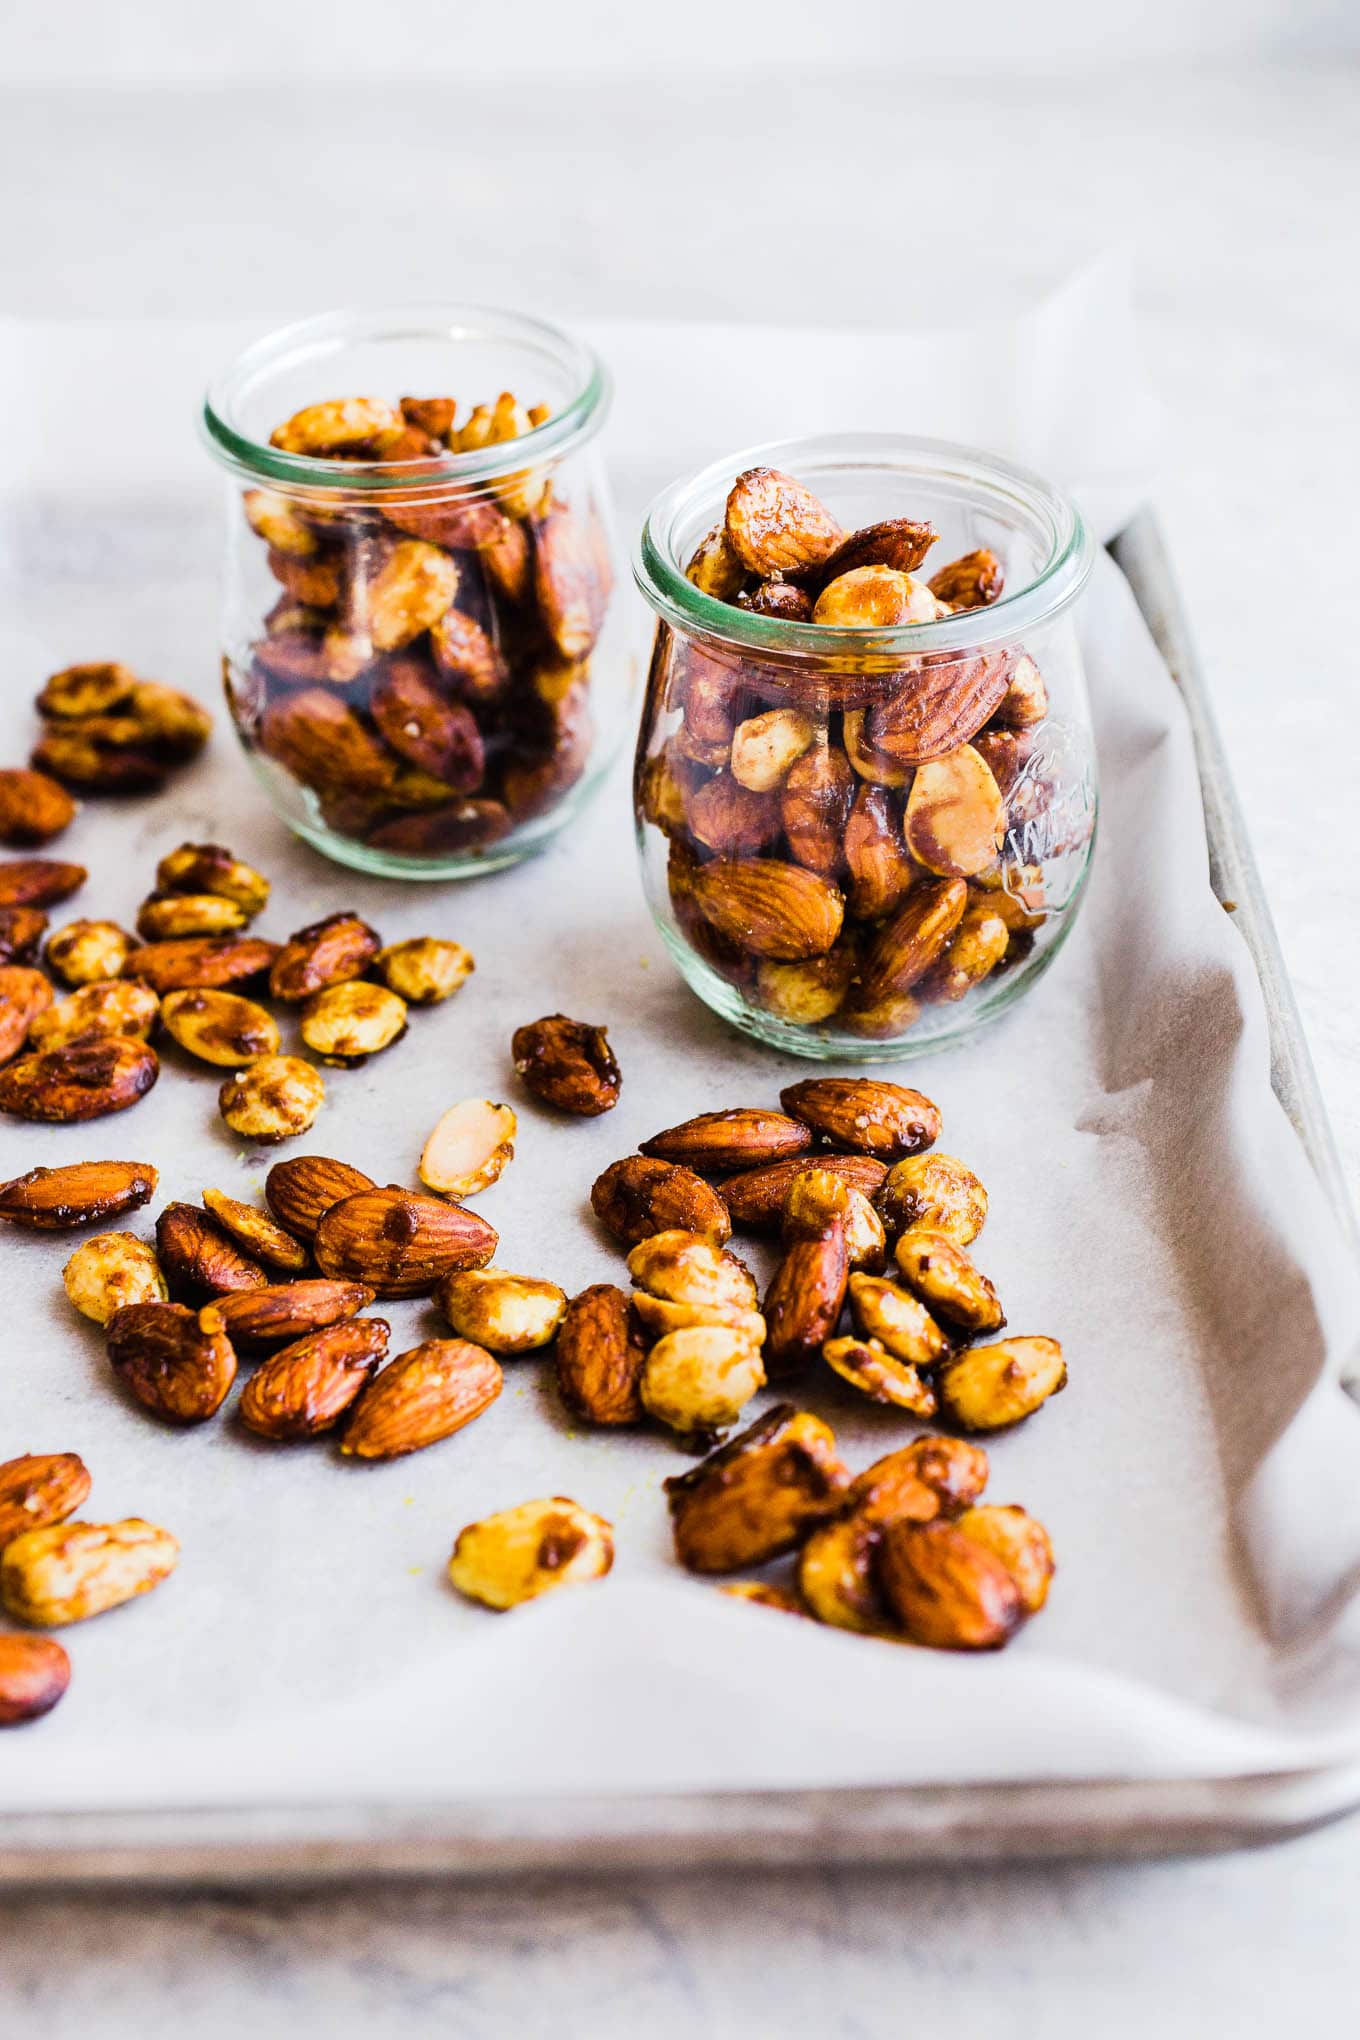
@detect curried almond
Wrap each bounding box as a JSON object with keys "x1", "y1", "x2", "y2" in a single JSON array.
[
  {"x1": 0, "y1": 1035, "x2": 158, "y2": 1121},
  {"x1": 0, "y1": 1453, "x2": 92, "y2": 1547},
  {"x1": 313, "y1": 1187, "x2": 498, "y2": 1297},
  {"x1": 121, "y1": 936, "x2": 279, "y2": 996},
  {"x1": 156, "y1": 1202, "x2": 268, "y2": 1298},
  {"x1": 218, "y1": 1055, "x2": 325, "y2": 1142},
  {"x1": 877, "y1": 1152, "x2": 988, "y2": 1244},
  {"x1": 532, "y1": 496, "x2": 613, "y2": 661},
  {"x1": 0, "y1": 906, "x2": 49, "y2": 965},
  {"x1": 371, "y1": 658, "x2": 485, "y2": 790},
  {"x1": 161, "y1": 987, "x2": 279, "y2": 1067},
  {"x1": 812, "y1": 565, "x2": 944, "y2": 628},
  {"x1": 849, "y1": 1437, "x2": 990, "y2": 1526},
  {"x1": 994, "y1": 653, "x2": 1048, "y2": 729},
  {"x1": 556, "y1": 1283, "x2": 647, "y2": 1425},
  {"x1": 265, "y1": 1154, "x2": 375, "y2": 1241},
  {"x1": 374, "y1": 936, "x2": 474, "y2": 1006},
  {"x1": 954, "y1": 1504, "x2": 1055, "y2": 1612},
  {"x1": 30, "y1": 718, "x2": 166, "y2": 795},
  {"x1": 449, "y1": 1497, "x2": 614, "y2": 1610},
  {"x1": 258, "y1": 689, "x2": 394, "y2": 796},
  {"x1": 512, "y1": 1013, "x2": 620, "y2": 1116},
  {"x1": 812, "y1": 518, "x2": 939, "y2": 587},
  {"x1": 341, "y1": 1337, "x2": 502, "y2": 1459},
  {"x1": 841, "y1": 710, "x2": 911, "y2": 788},
  {"x1": 763, "y1": 1224, "x2": 849, "y2": 1373},
  {"x1": 436, "y1": 1268, "x2": 566, "y2": 1355},
  {"x1": 781, "y1": 1077, "x2": 941, "y2": 1161},
  {"x1": 917, "y1": 898, "x2": 1009, "y2": 1003},
  {"x1": 629, "y1": 1291, "x2": 766, "y2": 1346},
  {"x1": 0, "y1": 1634, "x2": 72, "y2": 1725},
  {"x1": 843, "y1": 783, "x2": 915, "y2": 920},
  {"x1": 135, "y1": 893, "x2": 246, "y2": 942},
  {"x1": 894, "y1": 1230, "x2": 1004, "y2": 1335},
  {"x1": 876, "y1": 1518, "x2": 1022, "y2": 1650},
  {"x1": 822, "y1": 1334, "x2": 938, "y2": 1416},
  {"x1": 155, "y1": 842, "x2": 270, "y2": 916},
  {"x1": 63, "y1": 1231, "x2": 167, "y2": 1324},
  {"x1": 797, "y1": 1513, "x2": 893, "y2": 1635},
  {"x1": 0, "y1": 858, "x2": 86, "y2": 909},
  {"x1": 1, "y1": 964, "x2": 56, "y2": 1061},
  {"x1": 640, "y1": 1108, "x2": 812, "y2": 1176},
  {"x1": 626, "y1": 1231, "x2": 759, "y2": 1314},
  {"x1": 239, "y1": 1318, "x2": 391, "y2": 1440},
  {"x1": 847, "y1": 1270, "x2": 950, "y2": 1367},
  {"x1": 213, "y1": 1279, "x2": 375, "y2": 1350},
  {"x1": 28, "y1": 979, "x2": 159, "y2": 1052},
  {"x1": 270, "y1": 913, "x2": 382, "y2": 1002},
  {"x1": 690, "y1": 857, "x2": 844, "y2": 961},
  {"x1": 780, "y1": 738, "x2": 856, "y2": 879},
  {"x1": 0, "y1": 768, "x2": 77, "y2": 847},
  {"x1": 903, "y1": 744, "x2": 1006, "y2": 880},
  {"x1": 640, "y1": 1323, "x2": 765, "y2": 1438},
  {"x1": 685, "y1": 777, "x2": 780, "y2": 858},
  {"x1": 719, "y1": 1152, "x2": 888, "y2": 1232},
  {"x1": 755, "y1": 951, "x2": 854, "y2": 1026},
  {"x1": 417, "y1": 1099, "x2": 516, "y2": 1199},
  {"x1": 270, "y1": 395, "x2": 402, "y2": 454},
  {"x1": 845, "y1": 880, "x2": 968, "y2": 1021},
  {"x1": 664, "y1": 1404, "x2": 850, "y2": 1573},
  {"x1": 1, "y1": 1518, "x2": 179, "y2": 1626},
  {"x1": 35, "y1": 660, "x2": 137, "y2": 720},
  {"x1": 724, "y1": 468, "x2": 843, "y2": 578},
  {"x1": 738, "y1": 581, "x2": 814, "y2": 622},
  {"x1": 590, "y1": 1155, "x2": 731, "y2": 1248},
  {"x1": 784, "y1": 1170, "x2": 885, "y2": 1270},
  {"x1": 107, "y1": 1300, "x2": 238, "y2": 1424},
  {"x1": 936, "y1": 1337, "x2": 1066, "y2": 1432},
  {"x1": 927, "y1": 548, "x2": 1005, "y2": 610},
  {"x1": 0, "y1": 1160, "x2": 157, "y2": 1231},
  {"x1": 201, "y1": 1189, "x2": 310, "y2": 1274},
  {"x1": 299, "y1": 981, "x2": 408, "y2": 1065},
  {"x1": 729, "y1": 709, "x2": 816, "y2": 793},
  {"x1": 429, "y1": 606, "x2": 510, "y2": 701},
  {"x1": 865, "y1": 651, "x2": 1012, "y2": 767}
]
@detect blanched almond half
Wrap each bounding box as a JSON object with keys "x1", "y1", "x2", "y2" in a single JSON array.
[
  {"x1": 729, "y1": 709, "x2": 816, "y2": 793},
  {"x1": 419, "y1": 1099, "x2": 517, "y2": 1198},
  {"x1": 903, "y1": 745, "x2": 1006, "y2": 879}
]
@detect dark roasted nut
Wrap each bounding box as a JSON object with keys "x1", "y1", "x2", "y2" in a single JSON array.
[
  {"x1": 121, "y1": 936, "x2": 279, "y2": 995},
  {"x1": 917, "y1": 898, "x2": 1009, "y2": 1002},
  {"x1": 719, "y1": 1152, "x2": 888, "y2": 1232},
  {"x1": 429, "y1": 607, "x2": 510, "y2": 701},
  {"x1": 135, "y1": 894, "x2": 246, "y2": 942},
  {"x1": 371, "y1": 658, "x2": 486, "y2": 790},
  {"x1": 902, "y1": 744, "x2": 1006, "y2": 879},
  {"x1": 842, "y1": 783, "x2": 915, "y2": 921},
  {"x1": 313, "y1": 1187, "x2": 498, "y2": 1298},
  {"x1": 781, "y1": 1077, "x2": 941, "y2": 1160},
  {"x1": 258, "y1": 688, "x2": 395, "y2": 796},
  {"x1": 512, "y1": 1013, "x2": 621, "y2": 1116},
  {"x1": 812, "y1": 565, "x2": 944, "y2": 627},
  {"x1": 864, "y1": 651, "x2": 1012, "y2": 767},
  {"x1": 436, "y1": 1268, "x2": 566, "y2": 1355},
  {"x1": 0, "y1": 1518, "x2": 179, "y2": 1626},
  {"x1": 847, "y1": 1270, "x2": 950, "y2": 1366},
  {"x1": 877, "y1": 1518, "x2": 1023, "y2": 1649},
  {"x1": 0, "y1": 963, "x2": 54, "y2": 1061},
  {"x1": 269, "y1": 913, "x2": 381, "y2": 1002},
  {"x1": 154, "y1": 842, "x2": 270, "y2": 915},
  {"x1": 822, "y1": 1334, "x2": 938, "y2": 1415},
  {"x1": 955, "y1": 1504, "x2": 1055, "y2": 1612},
  {"x1": 664, "y1": 1404, "x2": 850, "y2": 1573},
  {"x1": 779, "y1": 738, "x2": 856, "y2": 879},
  {"x1": 994, "y1": 653, "x2": 1048, "y2": 729},
  {"x1": 877, "y1": 1152, "x2": 988, "y2": 1243},
  {"x1": 340, "y1": 1337, "x2": 503, "y2": 1459},
  {"x1": 894, "y1": 1230, "x2": 1004, "y2": 1335},
  {"x1": 846, "y1": 879, "x2": 968, "y2": 1020},
  {"x1": 501, "y1": 664, "x2": 594, "y2": 823},
  {"x1": 0, "y1": 858, "x2": 86, "y2": 909},
  {"x1": 121, "y1": 681, "x2": 212, "y2": 760},
  {"x1": 36, "y1": 661, "x2": 136, "y2": 720},
  {"x1": 590, "y1": 1155, "x2": 731, "y2": 1247},
  {"x1": 641, "y1": 1323, "x2": 765, "y2": 1437},
  {"x1": 532, "y1": 496, "x2": 612, "y2": 661},
  {"x1": 161, "y1": 987, "x2": 279, "y2": 1067},
  {"x1": 44, "y1": 919, "x2": 134, "y2": 985},
  {"x1": 796, "y1": 1513, "x2": 893, "y2": 1634},
  {"x1": 267, "y1": 546, "x2": 342, "y2": 607},
  {"x1": 29, "y1": 979, "x2": 158, "y2": 1053},
  {"x1": 685, "y1": 777, "x2": 781, "y2": 858},
  {"x1": 30, "y1": 718, "x2": 167, "y2": 794},
  {"x1": 641, "y1": 1109, "x2": 811, "y2": 1176},
  {"x1": 724, "y1": 468, "x2": 843, "y2": 578},
  {"x1": 685, "y1": 523, "x2": 749, "y2": 600},
  {"x1": 971, "y1": 725, "x2": 1036, "y2": 800},
  {"x1": 399, "y1": 395, "x2": 457, "y2": 439},
  {"x1": 265, "y1": 1155, "x2": 375, "y2": 1240},
  {"x1": 556, "y1": 1283, "x2": 647, "y2": 1425},
  {"x1": 156, "y1": 1202, "x2": 268, "y2": 1299},
  {"x1": 218, "y1": 1055, "x2": 325, "y2": 1142},
  {"x1": 0, "y1": 1035, "x2": 158, "y2": 1122},
  {"x1": 240, "y1": 1318, "x2": 391, "y2": 1440},
  {"x1": 0, "y1": 1160, "x2": 157, "y2": 1231},
  {"x1": 763, "y1": 1222, "x2": 849, "y2": 1373},
  {"x1": 737, "y1": 581, "x2": 814, "y2": 621},
  {"x1": 690, "y1": 857, "x2": 844, "y2": 961},
  {"x1": 299, "y1": 981, "x2": 408, "y2": 1065},
  {"x1": 366, "y1": 799, "x2": 513, "y2": 856},
  {"x1": 212, "y1": 1279, "x2": 374, "y2": 1350},
  {"x1": 201, "y1": 1189, "x2": 311, "y2": 1273},
  {"x1": 0, "y1": 906, "x2": 49, "y2": 964},
  {"x1": 0, "y1": 1634, "x2": 72, "y2": 1724},
  {"x1": 107, "y1": 1300, "x2": 238, "y2": 1424},
  {"x1": 449, "y1": 1497, "x2": 614, "y2": 1609},
  {"x1": 937, "y1": 1336, "x2": 1066, "y2": 1431},
  {"x1": 374, "y1": 937, "x2": 474, "y2": 1005},
  {"x1": 63, "y1": 1232, "x2": 167, "y2": 1322},
  {"x1": 927, "y1": 549, "x2": 1004, "y2": 610},
  {"x1": 0, "y1": 768, "x2": 77, "y2": 847},
  {"x1": 811, "y1": 518, "x2": 939, "y2": 588},
  {"x1": 849, "y1": 1437, "x2": 990, "y2": 1525},
  {"x1": 0, "y1": 1453, "x2": 92, "y2": 1547}
]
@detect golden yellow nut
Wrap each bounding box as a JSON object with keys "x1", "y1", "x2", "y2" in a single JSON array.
[
  {"x1": 894, "y1": 1230, "x2": 1004, "y2": 1335},
  {"x1": 161, "y1": 987, "x2": 280, "y2": 1068},
  {"x1": 685, "y1": 524, "x2": 748, "y2": 600},
  {"x1": 218, "y1": 1054, "x2": 325, "y2": 1142},
  {"x1": 823, "y1": 1334, "x2": 938, "y2": 1416},
  {"x1": 155, "y1": 843, "x2": 271, "y2": 916},
  {"x1": 28, "y1": 979, "x2": 159, "y2": 1051},
  {"x1": 418, "y1": 1099, "x2": 517, "y2": 1198},
  {"x1": 0, "y1": 1518, "x2": 179, "y2": 1627},
  {"x1": 796, "y1": 1513, "x2": 893, "y2": 1635},
  {"x1": 630, "y1": 1290, "x2": 767, "y2": 1347},
  {"x1": 44, "y1": 919, "x2": 134, "y2": 986},
  {"x1": 201, "y1": 1188, "x2": 310, "y2": 1273},
  {"x1": 436, "y1": 1267, "x2": 566, "y2": 1355},
  {"x1": 448, "y1": 1496, "x2": 613, "y2": 1610},
  {"x1": 729, "y1": 709, "x2": 817, "y2": 793},
  {"x1": 299, "y1": 982, "x2": 408, "y2": 1065},
  {"x1": 936, "y1": 1337, "x2": 1066, "y2": 1432},
  {"x1": 269, "y1": 396, "x2": 402, "y2": 456},
  {"x1": 135, "y1": 894, "x2": 248, "y2": 941},
  {"x1": 877, "y1": 1153, "x2": 988, "y2": 1244},
  {"x1": 242, "y1": 487, "x2": 319, "y2": 557},
  {"x1": 626, "y1": 1230, "x2": 758, "y2": 1313},
  {"x1": 847, "y1": 1271, "x2": 950, "y2": 1366},
  {"x1": 373, "y1": 937, "x2": 474, "y2": 1005},
  {"x1": 754, "y1": 952, "x2": 853, "y2": 1025},
  {"x1": 366, "y1": 539, "x2": 459, "y2": 652},
  {"x1": 954, "y1": 1504, "x2": 1055, "y2": 1612},
  {"x1": 62, "y1": 1230, "x2": 167, "y2": 1325},
  {"x1": 640, "y1": 1325, "x2": 766, "y2": 1437},
  {"x1": 784, "y1": 1170, "x2": 885, "y2": 1270},
  {"x1": 841, "y1": 710, "x2": 912, "y2": 788},
  {"x1": 813, "y1": 565, "x2": 945, "y2": 628}
]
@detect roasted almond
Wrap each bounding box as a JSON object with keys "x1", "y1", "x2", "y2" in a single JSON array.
[
  {"x1": 218, "y1": 1055, "x2": 325, "y2": 1142},
  {"x1": 685, "y1": 523, "x2": 749, "y2": 600},
  {"x1": 436, "y1": 1268, "x2": 566, "y2": 1356},
  {"x1": 797, "y1": 1513, "x2": 893, "y2": 1635},
  {"x1": 936, "y1": 1336, "x2": 1066, "y2": 1431},
  {"x1": 626, "y1": 1231, "x2": 759, "y2": 1313},
  {"x1": 994, "y1": 653, "x2": 1048, "y2": 729},
  {"x1": 511, "y1": 1012, "x2": 621, "y2": 1116},
  {"x1": 449, "y1": 1497, "x2": 614, "y2": 1610},
  {"x1": 848, "y1": 1437, "x2": 990, "y2": 1525},
  {"x1": 640, "y1": 1324, "x2": 766, "y2": 1438},
  {"x1": 0, "y1": 1518, "x2": 179, "y2": 1626},
  {"x1": 685, "y1": 777, "x2": 781, "y2": 859},
  {"x1": 555, "y1": 1283, "x2": 647, "y2": 1425},
  {"x1": 0, "y1": 1035, "x2": 158, "y2": 1122},
  {"x1": 737, "y1": 581, "x2": 814, "y2": 622},
  {"x1": 781, "y1": 1078, "x2": 941, "y2": 1161},
  {"x1": 201, "y1": 1188, "x2": 310, "y2": 1273},
  {"x1": 211, "y1": 1279, "x2": 375, "y2": 1350},
  {"x1": 903, "y1": 744, "x2": 1006, "y2": 879},
  {"x1": 763, "y1": 1225, "x2": 849, "y2": 1373},
  {"x1": 0, "y1": 1160, "x2": 157, "y2": 1231},
  {"x1": 640, "y1": 1108, "x2": 812, "y2": 1176},
  {"x1": 269, "y1": 913, "x2": 382, "y2": 1002},
  {"x1": 366, "y1": 798, "x2": 513, "y2": 857},
  {"x1": 812, "y1": 565, "x2": 943, "y2": 628},
  {"x1": 265, "y1": 1154, "x2": 375, "y2": 1241},
  {"x1": 718, "y1": 1152, "x2": 888, "y2": 1232},
  {"x1": 954, "y1": 1504, "x2": 1055, "y2": 1613},
  {"x1": 864, "y1": 652, "x2": 1012, "y2": 767},
  {"x1": 258, "y1": 689, "x2": 395, "y2": 796},
  {"x1": 121, "y1": 936, "x2": 278, "y2": 996},
  {"x1": 373, "y1": 936, "x2": 474, "y2": 1006},
  {"x1": 729, "y1": 708, "x2": 816, "y2": 793},
  {"x1": 822, "y1": 1334, "x2": 938, "y2": 1416},
  {"x1": 916, "y1": 898, "x2": 1009, "y2": 1003},
  {"x1": 0, "y1": 963, "x2": 56, "y2": 1061},
  {"x1": 0, "y1": 1452, "x2": 92, "y2": 1547},
  {"x1": 690, "y1": 856, "x2": 844, "y2": 961},
  {"x1": 135, "y1": 894, "x2": 247, "y2": 942},
  {"x1": 28, "y1": 979, "x2": 159, "y2": 1052},
  {"x1": 429, "y1": 606, "x2": 510, "y2": 700},
  {"x1": 0, "y1": 858, "x2": 86, "y2": 909},
  {"x1": 724, "y1": 467, "x2": 843, "y2": 578},
  {"x1": 847, "y1": 1271, "x2": 950, "y2": 1367},
  {"x1": 846, "y1": 880, "x2": 968, "y2": 1015},
  {"x1": 811, "y1": 518, "x2": 939, "y2": 588},
  {"x1": 590, "y1": 1155, "x2": 731, "y2": 1248},
  {"x1": 30, "y1": 719, "x2": 167, "y2": 794},
  {"x1": 894, "y1": 1230, "x2": 1004, "y2": 1335},
  {"x1": 532, "y1": 496, "x2": 612, "y2": 662},
  {"x1": 877, "y1": 1152, "x2": 988, "y2": 1243},
  {"x1": 0, "y1": 905, "x2": 49, "y2": 965},
  {"x1": 664, "y1": 1404, "x2": 850, "y2": 1573},
  {"x1": 755, "y1": 951, "x2": 854, "y2": 1027},
  {"x1": 779, "y1": 738, "x2": 856, "y2": 878},
  {"x1": 842, "y1": 710, "x2": 911, "y2": 788},
  {"x1": 63, "y1": 1231, "x2": 167, "y2": 1324},
  {"x1": 156, "y1": 1202, "x2": 268, "y2": 1298},
  {"x1": 270, "y1": 395, "x2": 402, "y2": 454},
  {"x1": 107, "y1": 1300, "x2": 238, "y2": 1423},
  {"x1": 0, "y1": 1634, "x2": 72, "y2": 1724},
  {"x1": 160, "y1": 987, "x2": 278, "y2": 1066},
  {"x1": 44, "y1": 918, "x2": 134, "y2": 985},
  {"x1": 371, "y1": 659, "x2": 486, "y2": 790},
  {"x1": 419, "y1": 1099, "x2": 517, "y2": 1198},
  {"x1": 239, "y1": 1318, "x2": 391, "y2": 1440},
  {"x1": 155, "y1": 842, "x2": 270, "y2": 914},
  {"x1": 340, "y1": 1337, "x2": 503, "y2": 1459},
  {"x1": 299, "y1": 981, "x2": 407, "y2": 1065},
  {"x1": 927, "y1": 548, "x2": 1004, "y2": 611},
  {"x1": 843, "y1": 782, "x2": 915, "y2": 920},
  {"x1": 876, "y1": 1518, "x2": 1023, "y2": 1650},
  {"x1": 313, "y1": 1187, "x2": 498, "y2": 1297},
  {"x1": 0, "y1": 768, "x2": 77, "y2": 847}
]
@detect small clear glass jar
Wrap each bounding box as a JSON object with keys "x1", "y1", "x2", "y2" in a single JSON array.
[
  {"x1": 633, "y1": 434, "x2": 1097, "y2": 1060},
  {"x1": 202, "y1": 305, "x2": 632, "y2": 878}
]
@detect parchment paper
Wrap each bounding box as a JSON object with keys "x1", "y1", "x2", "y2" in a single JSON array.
[{"x1": 3, "y1": 265, "x2": 1360, "y2": 1815}]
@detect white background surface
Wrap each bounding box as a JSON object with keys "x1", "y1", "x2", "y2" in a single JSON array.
[{"x1": 1, "y1": 4, "x2": 1358, "y2": 2033}]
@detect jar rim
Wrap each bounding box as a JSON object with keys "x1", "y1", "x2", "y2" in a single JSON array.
[
  {"x1": 633, "y1": 432, "x2": 1094, "y2": 658},
  {"x1": 200, "y1": 302, "x2": 611, "y2": 496}
]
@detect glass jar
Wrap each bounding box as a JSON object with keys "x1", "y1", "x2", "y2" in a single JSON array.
[
  {"x1": 202, "y1": 305, "x2": 632, "y2": 878},
  {"x1": 632, "y1": 434, "x2": 1097, "y2": 1060}
]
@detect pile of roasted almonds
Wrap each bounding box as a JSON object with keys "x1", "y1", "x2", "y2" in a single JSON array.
[{"x1": 239, "y1": 390, "x2": 612, "y2": 858}]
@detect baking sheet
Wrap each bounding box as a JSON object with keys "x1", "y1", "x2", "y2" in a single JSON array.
[{"x1": 3, "y1": 278, "x2": 1360, "y2": 1824}]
